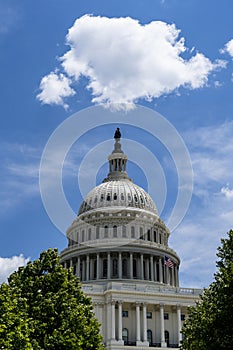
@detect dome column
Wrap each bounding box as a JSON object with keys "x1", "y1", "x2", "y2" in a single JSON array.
[
  {"x1": 96, "y1": 253, "x2": 100, "y2": 279},
  {"x1": 159, "y1": 258, "x2": 163, "y2": 283},
  {"x1": 130, "y1": 253, "x2": 133, "y2": 279},
  {"x1": 150, "y1": 256, "x2": 154, "y2": 281},
  {"x1": 118, "y1": 252, "x2": 122, "y2": 279},
  {"x1": 76, "y1": 257, "x2": 80, "y2": 278},
  {"x1": 86, "y1": 255, "x2": 90, "y2": 281},
  {"x1": 107, "y1": 253, "x2": 111, "y2": 279},
  {"x1": 140, "y1": 254, "x2": 144, "y2": 280}
]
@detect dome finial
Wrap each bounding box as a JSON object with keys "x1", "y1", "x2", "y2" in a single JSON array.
[{"x1": 114, "y1": 127, "x2": 121, "y2": 139}]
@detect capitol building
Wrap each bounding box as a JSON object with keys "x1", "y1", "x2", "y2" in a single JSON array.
[{"x1": 60, "y1": 129, "x2": 202, "y2": 349}]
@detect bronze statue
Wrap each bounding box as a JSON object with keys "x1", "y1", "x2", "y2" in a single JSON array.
[{"x1": 114, "y1": 127, "x2": 121, "y2": 139}]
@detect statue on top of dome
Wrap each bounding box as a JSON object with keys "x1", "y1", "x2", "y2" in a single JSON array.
[{"x1": 114, "y1": 127, "x2": 121, "y2": 139}]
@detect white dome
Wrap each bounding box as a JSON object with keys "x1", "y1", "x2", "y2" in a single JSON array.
[{"x1": 78, "y1": 179, "x2": 157, "y2": 215}]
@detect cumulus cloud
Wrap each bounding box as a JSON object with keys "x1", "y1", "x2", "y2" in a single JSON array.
[
  {"x1": 37, "y1": 15, "x2": 224, "y2": 110},
  {"x1": 221, "y1": 39, "x2": 233, "y2": 57},
  {"x1": 0, "y1": 254, "x2": 30, "y2": 284},
  {"x1": 37, "y1": 72, "x2": 75, "y2": 109}
]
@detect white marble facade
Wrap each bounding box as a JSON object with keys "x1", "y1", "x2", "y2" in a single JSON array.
[{"x1": 60, "y1": 132, "x2": 202, "y2": 349}]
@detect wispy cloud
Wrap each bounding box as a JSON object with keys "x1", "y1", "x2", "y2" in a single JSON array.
[
  {"x1": 0, "y1": 254, "x2": 30, "y2": 284},
  {"x1": 171, "y1": 121, "x2": 233, "y2": 288},
  {"x1": 0, "y1": 3, "x2": 22, "y2": 35},
  {"x1": 37, "y1": 15, "x2": 225, "y2": 110},
  {"x1": 0, "y1": 143, "x2": 40, "y2": 215}
]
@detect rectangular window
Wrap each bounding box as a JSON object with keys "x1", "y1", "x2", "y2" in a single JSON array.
[
  {"x1": 164, "y1": 313, "x2": 169, "y2": 320},
  {"x1": 146, "y1": 311, "x2": 152, "y2": 319},
  {"x1": 181, "y1": 314, "x2": 185, "y2": 321},
  {"x1": 122, "y1": 310, "x2": 128, "y2": 317}
]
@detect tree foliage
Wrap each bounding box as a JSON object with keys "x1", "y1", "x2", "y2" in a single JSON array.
[
  {"x1": 181, "y1": 229, "x2": 233, "y2": 350},
  {"x1": 0, "y1": 249, "x2": 103, "y2": 350}
]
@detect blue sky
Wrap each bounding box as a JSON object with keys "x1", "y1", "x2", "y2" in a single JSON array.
[{"x1": 1, "y1": 0, "x2": 233, "y2": 288}]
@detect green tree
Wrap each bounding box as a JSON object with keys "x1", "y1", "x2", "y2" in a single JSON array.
[
  {"x1": 0, "y1": 249, "x2": 103, "y2": 350},
  {"x1": 181, "y1": 229, "x2": 233, "y2": 350}
]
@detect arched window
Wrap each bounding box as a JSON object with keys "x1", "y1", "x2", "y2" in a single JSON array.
[
  {"x1": 165, "y1": 330, "x2": 169, "y2": 347},
  {"x1": 122, "y1": 225, "x2": 127, "y2": 237},
  {"x1": 112, "y1": 258, "x2": 118, "y2": 277},
  {"x1": 159, "y1": 233, "x2": 162, "y2": 244},
  {"x1": 147, "y1": 329, "x2": 152, "y2": 345},
  {"x1": 113, "y1": 225, "x2": 117, "y2": 237},
  {"x1": 88, "y1": 228, "x2": 91, "y2": 240},
  {"x1": 96, "y1": 226, "x2": 100, "y2": 239},
  {"x1": 104, "y1": 225, "x2": 108, "y2": 238},
  {"x1": 122, "y1": 328, "x2": 128, "y2": 344},
  {"x1": 122, "y1": 258, "x2": 127, "y2": 278},
  {"x1": 131, "y1": 226, "x2": 135, "y2": 238},
  {"x1": 147, "y1": 229, "x2": 151, "y2": 241},
  {"x1": 154, "y1": 230, "x2": 157, "y2": 242},
  {"x1": 140, "y1": 227, "x2": 143, "y2": 239}
]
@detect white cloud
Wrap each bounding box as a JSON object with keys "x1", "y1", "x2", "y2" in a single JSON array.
[
  {"x1": 0, "y1": 254, "x2": 30, "y2": 284},
  {"x1": 222, "y1": 39, "x2": 233, "y2": 57},
  {"x1": 38, "y1": 15, "x2": 224, "y2": 110},
  {"x1": 221, "y1": 186, "x2": 233, "y2": 199},
  {"x1": 37, "y1": 72, "x2": 75, "y2": 109}
]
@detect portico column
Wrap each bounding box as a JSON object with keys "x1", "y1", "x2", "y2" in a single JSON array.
[
  {"x1": 119, "y1": 252, "x2": 122, "y2": 279},
  {"x1": 150, "y1": 256, "x2": 154, "y2": 281},
  {"x1": 177, "y1": 305, "x2": 182, "y2": 346},
  {"x1": 140, "y1": 254, "x2": 144, "y2": 280},
  {"x1": 130, "y1": 253, "x2": 133, "y2": 279},
  {"x1": 86, "y1": 255, "x2": 90, "y2": 281},
  {"x1": 107, "y1": 253, "x2": 111, "y2": 279},
  {"x1": 142, "y1": 303, "x2": 148, "y2": 343},
  {"x1": 111, "y1": 302, "x2": 116, "y2": 340},
  {"x1": 97, "y1": 253, "x2": 100, "y2": 279},
  {"x1": 70, "y1": 258, "x2": 73, "y2": 269},
  {"x1": 136, "y1": 303, "x2": 141, "y2": 342},
  {"x1": 118, "y1": 302, "x2": 123, "y2": 342},
  {"x1": 160, "y1": 304, "x2": 166, "y2": 347},
  {"x1": 159, "y1": 258, "x2": 163, "y2": 283}
]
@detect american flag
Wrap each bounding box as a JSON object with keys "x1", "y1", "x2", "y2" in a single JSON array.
[{"x1": 165, "y1": 256, "x2": 174, "y2": 268}]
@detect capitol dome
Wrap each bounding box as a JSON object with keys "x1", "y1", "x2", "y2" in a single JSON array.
[
  {"x1": 78, "y1": 179, "x2": 157, "y2": 216},
  {"x1": 60, "y1": 128, "x2": 201, "y2": 350}
]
